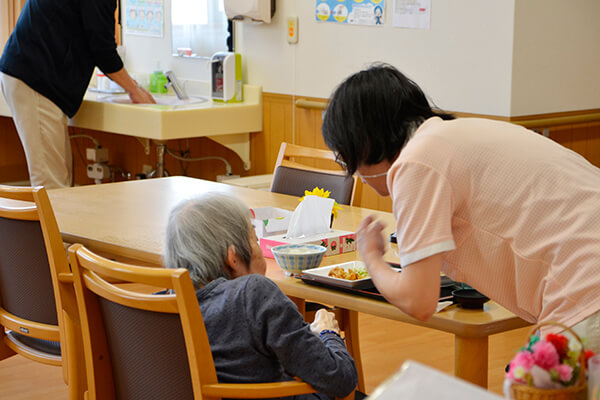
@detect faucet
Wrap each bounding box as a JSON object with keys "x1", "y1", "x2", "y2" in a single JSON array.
[{"x1": 164, "y1": 70, "x2": 189, "y2": 100}]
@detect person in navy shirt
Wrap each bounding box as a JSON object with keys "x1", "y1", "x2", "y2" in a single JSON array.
[{"x1": 0, "y1": 0, "x2": 154, "y2": 188}]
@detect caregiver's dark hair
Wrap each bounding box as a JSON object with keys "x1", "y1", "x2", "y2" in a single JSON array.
[{"x1": 322, "y1": 63, "x2": 455, "y2": 175}]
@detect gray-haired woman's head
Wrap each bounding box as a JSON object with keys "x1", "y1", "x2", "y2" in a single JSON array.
[{"x1": 164, "y1": 192, "x2": 252, "y2": 287}]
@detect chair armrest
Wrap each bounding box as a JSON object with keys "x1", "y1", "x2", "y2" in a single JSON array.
[{"x1": 201, "y1": 380, "x2": 317, "y2": 398}]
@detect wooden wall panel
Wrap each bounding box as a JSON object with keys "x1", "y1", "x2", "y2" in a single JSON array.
[
  {"x1": 353, "y1": 180, "x2": 394, "y2": 212},
  {"x1": 295, "y1": 97, "x2": 333, "y2": 170},
  {"x1": 252, "y1": 93, "x2": 294, "y2": 175},
  {"x1": 585, "y1": 123, "x2": 600, "y2": 167},
  {"x1": 547, "y1": 121, "x2": 600, "y2": 168},
  {"x1": 2, "y1": 94, "x2": 600, "y2": 215},
  {"x1": 0, "y1": 116, "x2": 28, "y2": 183}
]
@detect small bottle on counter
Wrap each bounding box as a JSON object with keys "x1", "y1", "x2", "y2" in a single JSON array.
[
  {"x1": 149, "y1": 61, "x2": 168, "y2": 94},
  {"x1": 96, "y1": 69, "x2": 111, "y2": 92}
]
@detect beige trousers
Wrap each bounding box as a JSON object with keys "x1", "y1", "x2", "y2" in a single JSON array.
[{"x1": 0, "y1": 72, "x2": 72, "y2": 188}]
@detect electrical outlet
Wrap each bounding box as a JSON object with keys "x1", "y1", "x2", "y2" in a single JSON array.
[
  {"x1": 217, "y1": 174, "x2": 241, "y2": 182},
  {"x1": 86, "y1": 147, "x2": 109, "y2": 163},
  {"x1": 142, "y1": 164, "x2": 153, "y2": 176},
  {"x1": 87, "y1": 162, "x2": 110, "y2": 180}
]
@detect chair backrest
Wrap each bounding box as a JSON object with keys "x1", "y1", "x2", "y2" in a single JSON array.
[
  {"x1": 0, "y1": 206, "x2": 57, "y2": 326},
  {"x1": 0, "y1": 186, "x2": 68, "y2": 353},
  {"x1": 271, "y1": 142, "x2": 356, "y2": 205},
  {"x1": 0, "y1": 185, "x2": 84, "y2": 396},
  {"x1": 69, "y1": 244, "x2": 317, "y2": 400}
]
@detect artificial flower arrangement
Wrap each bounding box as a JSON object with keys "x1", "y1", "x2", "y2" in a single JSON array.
[
  {"x1": 506, "y1": 323, "x2": 596, "y2": 399},
  {"x1": 299, "y1": 187, "x2": 343, "y2": 221}
]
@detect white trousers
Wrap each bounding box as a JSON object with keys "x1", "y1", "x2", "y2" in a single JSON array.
[{"x1": 0, "y1": 72, "x2": 72, "y2": 188}]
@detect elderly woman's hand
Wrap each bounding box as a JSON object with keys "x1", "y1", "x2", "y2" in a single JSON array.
[{"x1": 310, "y1": 309, "x2": 340, "y2": 335}]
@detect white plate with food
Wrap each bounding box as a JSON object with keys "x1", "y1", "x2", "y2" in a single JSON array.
[{"x1": 301, "y1": 261, "x2": 372, "y2": 289}]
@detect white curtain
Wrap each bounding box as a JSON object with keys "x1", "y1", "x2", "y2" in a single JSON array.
[{"x1": 0, "y1": 0, "x2": 26, "y2": 50}]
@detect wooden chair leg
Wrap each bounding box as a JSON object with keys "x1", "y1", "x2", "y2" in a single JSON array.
[
  {"x1": 0, "y1": 334, "x2": 16, "y2": 361},
  {"x1": 64, "y1": 315, "x2": 87, "y2": 400},
  {"x1": 287, "y1": 296, "x2": 307, "y2": 320},
  {"x1": 339, "y1": 309, "x2": 365, "y2": 393}
]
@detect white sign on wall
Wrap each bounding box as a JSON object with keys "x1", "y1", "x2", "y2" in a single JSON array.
[
  {"x1": 124, "y1": 0, "x2": 165, "y2": 38},
  {"x1": 392, "y1": 0, "x2": 431, "y2": 29},
  {"x1": 315, "y1": 0, "x2": 386, "y2": 26}
]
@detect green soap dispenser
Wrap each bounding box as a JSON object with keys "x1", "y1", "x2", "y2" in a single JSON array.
[{"x1": 149, "y1": 61, "x2": 168, "y2": 94}]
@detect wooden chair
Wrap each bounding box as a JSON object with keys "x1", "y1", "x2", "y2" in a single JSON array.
[
  {"x1": 0, "y1": 185, "x2": 85, "y2": 399},
  {"x1": 271, "y1": 142, "x2": 356, "y2": 205},
  {"x1": 68, "y1": 244, "x2": 328, "y2": 400},
  {"x1": 271, "y1": 143, "x2": 359, "y2": 346}
]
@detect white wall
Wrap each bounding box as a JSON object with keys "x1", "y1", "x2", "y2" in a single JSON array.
[
  {"x1": 236, "y1": 0, "x2": 516, "y2": 116},
  {"x1": 123, "y1": 0, "x2": 600, "y2": 117},
  {"x1": 122, "y1": 1, "x2": 213, "y2": 94},
  {"x1": 510, "y1": 0, "x2": 600, "y2": 116}
]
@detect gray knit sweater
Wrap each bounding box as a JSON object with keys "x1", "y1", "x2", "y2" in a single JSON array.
[{"x1": 196, "y1": 274, "x2": 358, "y2": 399}]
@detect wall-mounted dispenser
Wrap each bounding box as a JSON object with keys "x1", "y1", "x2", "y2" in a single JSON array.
[
  {"x1": 224, "y1": 0, "x2": 276, "y2": 23},
  {"x1": 211, "y1": 52, "x2": 242, "y2": 103}
]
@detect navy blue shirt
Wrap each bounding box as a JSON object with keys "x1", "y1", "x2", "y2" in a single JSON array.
[
  {"x1": 0, "y1": 0, "x2": 124, "y2": 117},
  {"x1": 196, "y1": 275, "x2": 358, "y2": 399}
]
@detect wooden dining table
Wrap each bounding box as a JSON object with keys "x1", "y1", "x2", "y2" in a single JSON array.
[{"x1": 47, "y1": 176, "x2": 530, "y2": 391}]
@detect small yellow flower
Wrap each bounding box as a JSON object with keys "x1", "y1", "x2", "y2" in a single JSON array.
[
  {"x1": 569, "y1": 339, "x2": 582, "y2": 353},
  {"x1": 513, "y1": 366, "x2": 526, "y2": 380},
  {"x1": 299, "y1": 186, "x2": 343, "y2": 220}
]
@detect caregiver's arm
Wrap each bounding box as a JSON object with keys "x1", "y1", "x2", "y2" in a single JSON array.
[{"x1": 357, "y1": 215, "x2": 442, "y2": 321}]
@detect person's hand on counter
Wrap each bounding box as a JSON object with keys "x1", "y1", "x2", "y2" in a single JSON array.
[
  {"x1": 128, "y1": 85, "x2": 155, "y2": 104},
  {"x1": 107, "y1": 67, "x2": 156, "y2": 104}
]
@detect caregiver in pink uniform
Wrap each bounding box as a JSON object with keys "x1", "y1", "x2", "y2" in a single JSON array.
[{"x1": 322, "y1": 63, "x2": 600, "y2": 352}]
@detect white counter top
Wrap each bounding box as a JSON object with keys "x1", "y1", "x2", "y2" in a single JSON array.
[
  {"x1": 0, "y1": 84, "x2": 263, "y2": 170},
  {"x1": 72, "y1": 84, "x2": 262, "y2": 140}
]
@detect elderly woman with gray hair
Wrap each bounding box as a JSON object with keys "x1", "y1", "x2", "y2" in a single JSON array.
[{"x1": 165, "y1": 192, "x2": 358, "y2": 399}]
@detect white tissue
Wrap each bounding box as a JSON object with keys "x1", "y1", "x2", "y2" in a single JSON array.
[
  {"x1": 436, "y1": 301, "x2": 453, "y2": 313},
  {"x1": 286, "y1": 195, "x2": 334, "y2": 239}
]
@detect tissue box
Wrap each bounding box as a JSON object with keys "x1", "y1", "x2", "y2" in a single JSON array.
[
  {"x1": 250, "y1": 207, "x2": 292, "y2": 238},
  {"x1": 260, "y1": 230, "x2": 356, "y2": 258}
]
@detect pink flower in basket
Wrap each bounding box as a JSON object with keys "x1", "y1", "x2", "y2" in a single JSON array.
[
  {"x1": 507, "y1": 352, "x2": 535, "y2": 383},
  {"x1": 554, "y1": 364, "x2": 573, "y2": 382},
  {"x1": 506, "y1": 329, "x2": 596, "y2": 389},
  {"x1": 532, "y1": 340, "x2": 560, "y2": 370}
]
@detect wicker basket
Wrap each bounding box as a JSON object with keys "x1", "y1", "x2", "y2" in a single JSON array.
[{"x1": 510, "y1": 322, "x2": 588, "y2": 400}]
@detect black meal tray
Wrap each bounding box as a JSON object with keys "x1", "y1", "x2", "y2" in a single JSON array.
[{"x1": 297, "y1": 273, "x2": 459, "y2": 303}]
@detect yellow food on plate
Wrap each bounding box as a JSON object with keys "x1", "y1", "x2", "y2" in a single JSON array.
[{"x1": 328, "y1": 266, "x2": 369, "y2": 281}]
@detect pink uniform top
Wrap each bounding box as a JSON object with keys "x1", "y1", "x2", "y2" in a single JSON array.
[{"x1": 387, "y1": 117, "x2": 600, "y2": 326}]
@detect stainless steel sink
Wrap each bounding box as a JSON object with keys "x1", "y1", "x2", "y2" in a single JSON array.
[{"x1": 100, "y1": 94, "x2": 207, "y2": 106}]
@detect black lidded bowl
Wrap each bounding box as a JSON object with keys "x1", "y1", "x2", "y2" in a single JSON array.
[{"x1": 451, "y1": 288, "x2": 489, "y2": 309}]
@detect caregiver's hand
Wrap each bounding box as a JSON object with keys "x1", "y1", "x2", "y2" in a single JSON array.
[{"x1": 357, "y1": 215, "x2": 387, "y2": 265}]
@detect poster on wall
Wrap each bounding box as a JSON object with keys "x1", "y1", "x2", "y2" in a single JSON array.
[
  {"x1": 392, "y1": 0, "x2": 430, "y2": 29},
  {"x1": 315, "y1": 0, "x2": 386, "y2": 26},
  {"x1": 124, "y1": 0, "x2": 164, "y2": 37}
]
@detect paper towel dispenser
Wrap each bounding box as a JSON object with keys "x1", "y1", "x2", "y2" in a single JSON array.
[{"x1": 224, "y1": 0, "x2": 276, "y2": 23}]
